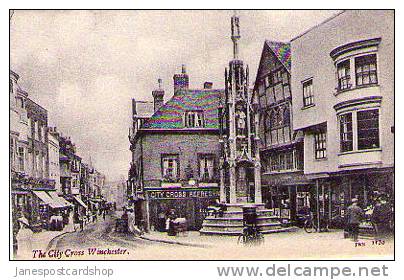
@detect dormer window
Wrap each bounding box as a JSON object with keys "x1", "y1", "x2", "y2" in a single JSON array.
[{"x1": 185, "y1": 111, "x2": 204, "y2": 128}]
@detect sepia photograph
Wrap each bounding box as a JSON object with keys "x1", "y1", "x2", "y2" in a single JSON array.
[{"x1": 9, "y1": 9, "x2": 394, "y2": 261}]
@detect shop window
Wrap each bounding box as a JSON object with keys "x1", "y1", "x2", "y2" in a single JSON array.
[
  {"x1": 337, "y1": 59, "x2": 351, "y2": 90},
  {"x1": 314, "y1": 129, "x2": 327, "y2": 159},
  {"x1": 185, "y1": 111, "x2": 204, "y2": 128},
  {"x1": 162, "y1": 154, "x2": 179, "y2": 180},
  {"x1": 357, "y1": 109, "x2": 380, "y2": 150},
  {"x1": 199, "y1": 154, "x2": 215, "y2": 182},
  {"x1": 302, "y1": 79, "x2": 314, "y2": 107},
  {"x1": 355, "y1": 54, "x2": 378, "y2": 86},
  {"x1": 339, "y1": 113, "x2": 353, "y2": 152}
]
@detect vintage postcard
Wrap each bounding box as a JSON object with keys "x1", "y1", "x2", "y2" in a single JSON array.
[{"x1": 9, "y1": 9, "x2": 394, "y2": 261}]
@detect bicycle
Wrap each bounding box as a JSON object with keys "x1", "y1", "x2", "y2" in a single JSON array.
[{"x1": 237, "y1": 225, "x2": 264, "y2": 245}]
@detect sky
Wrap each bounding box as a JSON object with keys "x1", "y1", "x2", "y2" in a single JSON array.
[{"x1": 10, "y1": 10, "x2": 338, "y2": 181}]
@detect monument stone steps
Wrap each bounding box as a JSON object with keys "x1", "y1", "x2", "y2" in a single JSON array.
[
  {"x1": 202, "y1": 217, "x2": 281, "y2": 226},
  {"x1": 199, "y1": 205, "x2": 290, "y2": 235},
  {"x1": 199, "y1": 227, "x2": 295, "y2": 236}
]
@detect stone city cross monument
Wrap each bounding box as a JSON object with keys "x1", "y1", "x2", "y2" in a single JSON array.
[
  {"x1": 200, "y1": 13, "x2": 287, "y2": 236},
  {"x1": 220, "y1": 13, "x2": 262, "y2": 205}
]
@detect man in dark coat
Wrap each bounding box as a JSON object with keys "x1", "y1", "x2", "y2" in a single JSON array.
[
  {"x1": 346, "y1": 198, "x2": 364, "y2": 242},
  {"x1": 372, "y1": 197, "x2": 391, "y2": 238}
]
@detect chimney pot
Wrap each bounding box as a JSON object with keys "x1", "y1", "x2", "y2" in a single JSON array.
[
  {"x1": 152, "y1": 78, "x2": 165, "y2": 112},
  {"x1": 173, "y1": 65, "x2": 189, "y2": 95}
]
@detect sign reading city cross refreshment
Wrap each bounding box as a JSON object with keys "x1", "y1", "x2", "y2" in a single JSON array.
[{"x1": 147, "y1": 188, "x2": 219, "y2": 200}]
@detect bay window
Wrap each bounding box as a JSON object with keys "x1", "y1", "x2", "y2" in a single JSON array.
[
  {"x1": 330, "y1": 38, "x2": 380, "y2": 92},
  {"x1": 339, "y1": 109, "x2": 380, "y2": 152},
  {"x1": 264, "y1": 150, "x2": 298, "y2": 172}
]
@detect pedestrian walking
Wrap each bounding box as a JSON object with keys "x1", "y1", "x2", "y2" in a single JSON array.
[
  {"x1": 102, "y1": 209, "x2": 106, "y2": 220},
  {"x1": 345, "y1": 198, "x2": 364, "y2": 242},
  {"x1": 166, "y1": 209, "x2": 177, "y2": 236},
  {"x1": 16, "y1": 217, "x2": 33, "y2": 258},
  {"x1": 79, "y1": 216, "x2": 84, "y2": 231}
]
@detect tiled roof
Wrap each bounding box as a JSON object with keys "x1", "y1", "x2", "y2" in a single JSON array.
[
  {"x1": 142, "y1": 89, "x2": 223, "y2": 129},
  {"x1": 265, "y1": 41, "x2": 291, "y2": 72}
]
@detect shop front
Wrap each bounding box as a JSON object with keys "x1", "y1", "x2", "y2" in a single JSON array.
[
  {"x1": 32, "y1": 190, "x2": 72, "y2": 230},
  {"x1": 307, "y1": 167, "x2": 394, "y2": 229},
  {"x1": 261, "y1": 172, "x2": 311, "y2": 224},
  {"x1": 145, "y1": 187, "x2": 219, "y2": 231}
]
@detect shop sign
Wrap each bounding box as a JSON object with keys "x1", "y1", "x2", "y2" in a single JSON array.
[{"x1": 147, "y1": 188, "x2": 219, "y2": 200}]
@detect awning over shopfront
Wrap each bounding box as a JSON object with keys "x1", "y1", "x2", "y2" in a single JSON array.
[
  {"x1": 47, "y1": 191, "x2": 73, "y2": 208},
  {"x1": 73, "y1": 196, "x2": 88, "y2": 209},
  {"x1": 261, "y1": 172, "x2": 312, "y2": 188},
  {"x1": 33, "y1": 191, "x2": 65, "y2": 209}
]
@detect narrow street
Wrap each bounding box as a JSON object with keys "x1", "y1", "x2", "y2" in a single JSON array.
[{"x1": 53, "y1": 215, "x2": 169, "y2": 252}]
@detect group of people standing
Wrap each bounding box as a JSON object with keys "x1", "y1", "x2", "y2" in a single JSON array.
[{"x1": 345, "y1": 193, "x2": 393, "y2": 242}]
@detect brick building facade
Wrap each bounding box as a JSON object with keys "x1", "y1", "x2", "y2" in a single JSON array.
[{"x1": 128, "y1": 68, "x2": 223, "y2": 231}]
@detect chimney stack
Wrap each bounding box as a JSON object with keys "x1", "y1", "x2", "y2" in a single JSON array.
[
  {"x1": 173, "y1": 64, "x2": 189, "y2": 95},
  {"x1": 152, "y1": 78, "x2": 165, "y2": 112},
  {"x1": 132, "y1": 98, "x2": 137, "y2": 118},
  {"x1": 203, "y1": 82, "x2": 213, "y2": 89}
]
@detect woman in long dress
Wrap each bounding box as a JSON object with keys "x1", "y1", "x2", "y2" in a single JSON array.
[{"x1": 16, "y1": 217, "x2": 33, "y2": 259}]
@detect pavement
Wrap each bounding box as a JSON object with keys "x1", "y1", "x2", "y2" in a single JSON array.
[
  {"x1": 17, "y1": 214, "x2": 395, "y2": 260},
  {"x1": 15, "y1": 225, "x2": 76, "y2": 260},
  {"x1": 139, "y1": 228, "x2": 394, "y2": 260}
]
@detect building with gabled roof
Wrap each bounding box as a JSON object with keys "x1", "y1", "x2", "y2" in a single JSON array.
[
  {"x1": 128, "y1": 68, "x2": 223, "y2": 231},
  {"x1": 253, "y1": 39, "x2": 307, "y2": 223}
]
